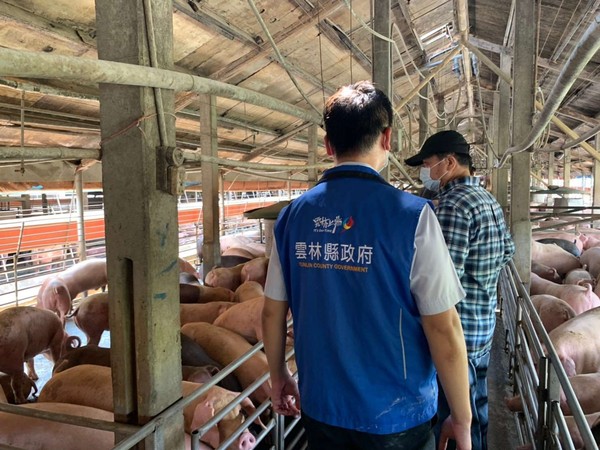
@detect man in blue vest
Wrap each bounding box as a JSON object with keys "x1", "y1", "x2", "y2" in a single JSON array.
[{"x1": 262, "y1": 81, "x2": 472, "y2": 450}]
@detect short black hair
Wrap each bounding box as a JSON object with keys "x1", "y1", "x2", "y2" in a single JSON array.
[{"x1": 323, "y1": 81, "x2": 393, "y2": 157}]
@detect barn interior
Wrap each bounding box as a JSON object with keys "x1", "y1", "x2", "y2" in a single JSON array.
[{"x1": 0, "y1": 0, "x2": 599, "y2": 449}]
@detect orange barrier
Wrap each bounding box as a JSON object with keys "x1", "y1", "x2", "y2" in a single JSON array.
[{"x1": 0, "y1": 200, "x2": 273, "y2": 255}]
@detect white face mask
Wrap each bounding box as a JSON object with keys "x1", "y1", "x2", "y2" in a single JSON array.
[
  {"x1": 419, "y1": 158, "x2": 447, "y2": 192},
  {"x1": 378, "y1": 152, "x2": 390, "y2": 173}
]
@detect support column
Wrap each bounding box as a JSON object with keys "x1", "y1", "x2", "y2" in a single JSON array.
[
  {"x1": 372, "y1": 0, "x2": 391, "y2": 181},
  {"x1": 548, "y1": 153, "x2": 555, "y2": 186},
  {"x1": 200, "y1": 94, "x2": 221, "y2": 274},
  {"x1": 307, "y1": 124, "x2": 318, "y2": 188},
  {"x1": 95, "y1": 1, "x2": 183, "y2": 448},
  {"x1": 490, "y1": 92, "x2": 500, "y2": 196},
  {"x1": 497, "y1": 53, "x2": 511, "y2": 210},
  {"x1": 419, "y1": 79, "x2": 429, "y2": 146},
  {"x1": 436, "y1": 94, "x2": 446, "y2": 131},
  {"x1": 75, "y1": 171, "x2": 86, "y2": 262},
  {"x1": 563, "y1": 149, "x2": 571, "y2": 187},
  {"x1": 511, "y1": 0, "x2": 535, "y2": 284},
  {"x1": 594, "y1": 137, "x2": 600, "y2": 207}
]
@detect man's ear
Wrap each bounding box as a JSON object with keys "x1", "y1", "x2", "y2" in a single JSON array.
[
  {"x1": 381, "y1": 127, "x2": 392, "y2": 151},
  {"x1": 324, "y1": 135, "x2": 334, "y2": 156}
]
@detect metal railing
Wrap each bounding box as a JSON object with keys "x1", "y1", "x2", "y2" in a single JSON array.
[
  {"x1": 0, "y1": 322, "x2": 304, "y2": 450},
  {"x1": 499, "y1": 260, "x2": 598, "y2": 449}
]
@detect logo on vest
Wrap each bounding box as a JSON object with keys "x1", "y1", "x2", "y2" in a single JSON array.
[{"x1": 313, "y1": 215, "x2": 353, "y2": 233}]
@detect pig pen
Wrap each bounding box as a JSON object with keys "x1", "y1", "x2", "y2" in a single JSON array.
[
  {"x1": 500, "y1": 260, "x2": 600, "y2": 449},
  {"x1": 0, "y1": 316, "x2": 304, "y2": 450}
]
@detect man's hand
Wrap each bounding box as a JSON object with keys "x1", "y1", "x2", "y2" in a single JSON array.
[
  {"x1": 270, "y1": 372, "x2": 301, "y2": 417},
  {"x1": 438, "y1": 415, "x2": 471, "y2": 450}
]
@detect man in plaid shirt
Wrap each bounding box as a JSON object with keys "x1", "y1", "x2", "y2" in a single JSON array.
[{"x1": 405, "y1": 130, "x2": 515, "y2": 450}]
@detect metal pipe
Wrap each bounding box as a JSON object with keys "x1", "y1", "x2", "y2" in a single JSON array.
[
  {"x1": 501, "y1": 13, "x2": 600, "y2": 162},
  {"x1": 561, "y1": 122, "x2": 600, "y2": 149},
  {"x1": 463, "y1": 40, "x2": 600, "y2": 164},
  {"x1": 0, "y1": 48, "x2": 322, "y2": 125},
  {"x1": 0, "y1": 402, "x2": 138, "y2": 434},
  {"x1": 0, "y1": 147, "x2": 100, "y2": 161}
]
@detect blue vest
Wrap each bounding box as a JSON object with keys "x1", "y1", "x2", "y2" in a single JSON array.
[{"x1": 274, "y1": 165, "x2": 437, "y2": 434}]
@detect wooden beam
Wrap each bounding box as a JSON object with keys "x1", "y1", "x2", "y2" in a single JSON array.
[
  {"x1": 209, "y1": 0, "x2": 343, "y2": 82},
  {"x1": 318, "y1": 18, "x2": 372, "y2": 73}
]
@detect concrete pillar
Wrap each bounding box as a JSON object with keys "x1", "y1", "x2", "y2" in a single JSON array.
[
  {"x1": 497, "y1": 53, "x2": 511, "y2": 210},
  {"x1": 548, "y1": 152, "x2": 555, "y2": 186},
  {"x1": 95, "y1": 0, "x2": 184, "y2": 448},
  {"x1": 200, "y1": 94, "x2": 221, "y2": 274},
  {"x1": 511, "y1": 0, "x2": 535, "y2": 284},
  {"x1": 436, "y1": 94, "x2": 446, "y2": 131},
  {"x1": 419, "y1": 79, "x2": 429, "y2": 146},
  {"x1": 75, "y1": 171, "x2": 86, "y2": 261},
  {"x1": 372, "y1": 0, "x2": 391, "y2": 181},
  {"x1": 308, "y1": 124, "x2": 318, "y2": 187},
  {"x1": 593, "y1": 137, "x2": 600, "y2": 207},
  {"x1": 563, "y1": 149, "x2": 571, "y2": 188}
]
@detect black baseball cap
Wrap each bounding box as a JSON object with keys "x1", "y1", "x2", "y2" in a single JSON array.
[{"x1": 404, "y1": 130, "x2": 470, "y2": 167}]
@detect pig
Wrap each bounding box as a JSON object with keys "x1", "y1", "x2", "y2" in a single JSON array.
[
  {"x1": 563, "y1": 267, "x2": 594, "y2": 288},
  {"x1": 180, "y1": 272, "x2": 201, "y2": 285},
  {"x1": 223, "y1": 247, "x2": 256, "y2": 260},
  {"x1": 179, "y1": 257, "x2": 199, "y2": 278},
  {"x1": 38, "y1": 365, "x2": 257, "y2": 450},
  {"x1": 506, "y1": 373, "x2": 600, "y2": 415},
  {"x1": 234, "y1": 281, "x2": 264, "y2": 303},
  {"x1": 560, "y1": 373, "x2": 600, "y2": 415},
  {"x1": 0, "y1": 306, "x2": 79, "y2": 403},
  {"x1": 536, "y1": 238, "x2": 581, "y2": 257},
  {"x1": 579, "y1": 233, "x2": 600, "y2": 250},
  {"x1": 531, "y1": 240, "x2": 581, "y2": 277},
  {"x1": 219, "y1": 255, "x2": 253, "y2": 268},
  {"x1": 580, "y1": 247, "x2": 600, "y2": 279},
  {"x1": 530, "y1": 273, "x2": 600, "y2": 315},
  {"x1": 530, "y1": 294, "x2": 577, "y2": 333},
  {"x1": 0, "y1": 371, "x2": 38, "y2": 404},
  {"x1": 181, "y1": 333, "x2": 241, "y2": 392},
  {"x1": 240, "y1": 257, "x2": 269, "y2": 288},
  {"x1": 549, "y1": 307, "x2": 600, "y2": 376},
  {"x1": 182, "y1": 365, "x2": 220, "y2": 384},
  {"x1": 0, "y1": 402, "x2": 116, "y2": 450},
  {"x1": 52, "y1": 344, "x2": 111, "y2": 374},
  {"x1": 533, "y1": 232, "x2": 584, "y2": 253},
  {"x1": 564, "y1": 413, "x2": 600, "y2": 449},
  {"x1": 181, "y1": 322, "x2": 271, "y2": 405},
  {"x1": 180, "y1": 284, "x2": 236, "y2": 304},
  {"x1": 531, "y1": 261, "x2": 562, "y2": 283},
  {"x1": 213, "y1": 297, "x2": 264, "y2": 344},
  {"x1": 204, "y1": 263, "x2": 246, "y2": 291},
  {"x1": 72, "y1": 292, "x2": 109, "y2": 346},
  {"x1": 180, "y1": 302, "x2": 236, "y2": 325},
  {"x1": 0, "y1": 402, "x2": 211, "y2": 450},
  {"x1": 37, "y1": 258, "x2": 108, "y2": 325}
]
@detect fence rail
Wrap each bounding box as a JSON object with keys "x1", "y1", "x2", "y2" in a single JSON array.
[{"x1": 499, "y1": 260, "x2": 598, "y2": 450}]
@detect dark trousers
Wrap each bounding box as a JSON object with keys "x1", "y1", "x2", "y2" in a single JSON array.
[
  {"x1": 434, "y1": 350, "x2": 491, "y2": 450},
  {"x1": 301, "y1": 411, "x2": 435, "y2": 450}
]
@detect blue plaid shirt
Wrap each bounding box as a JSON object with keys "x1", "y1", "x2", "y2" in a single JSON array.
[{"x1": 435, "y1": 177, "x2": 515, "y2": 358}]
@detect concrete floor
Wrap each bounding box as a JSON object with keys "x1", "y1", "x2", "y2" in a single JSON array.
[
  {"x1": 29, "y1": 316, "x2": 110, "y2": 398},
  {"x1": 488, "y1": 312, "x2": 521, "y2": 449}
]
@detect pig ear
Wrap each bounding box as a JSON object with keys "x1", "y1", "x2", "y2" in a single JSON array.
[{"x1": 190, "y1": 400, "x2": 215, "y2": 432}]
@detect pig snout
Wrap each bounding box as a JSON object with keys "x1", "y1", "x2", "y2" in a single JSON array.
[{"x1": 237, "y1": 430, "x2": 256, "y2": 450}]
